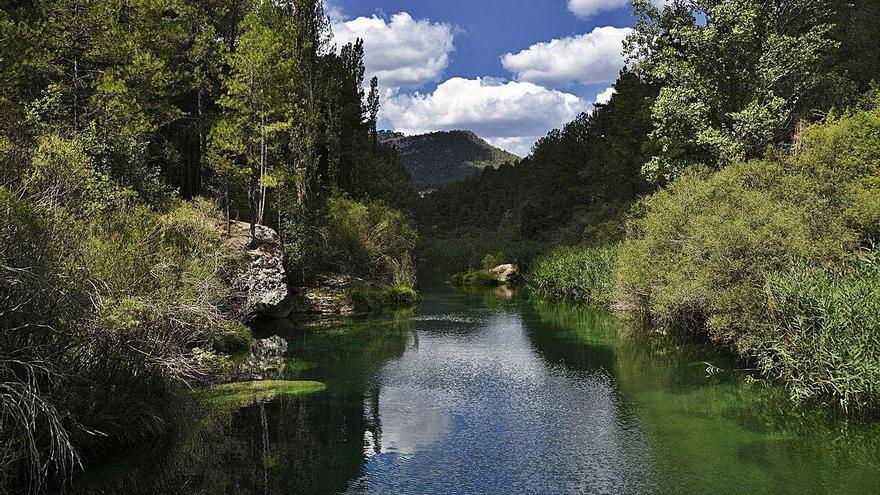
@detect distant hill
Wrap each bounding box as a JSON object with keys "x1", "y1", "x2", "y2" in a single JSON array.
[{"x1": 379, "y1": 130, "x2": 520, "y2": 191}]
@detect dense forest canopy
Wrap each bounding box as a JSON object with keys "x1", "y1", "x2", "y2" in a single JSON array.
[{"x1": 0, "y1": 0, "x2": 416, "y2": 279}]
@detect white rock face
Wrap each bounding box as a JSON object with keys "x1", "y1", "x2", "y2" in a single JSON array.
[{"x1": 224, "y1": 221, "x2": 293, "y2": 320}]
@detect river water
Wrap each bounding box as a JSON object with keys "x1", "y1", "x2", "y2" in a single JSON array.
[{"x1": 76, "y1": 286, "x2": 880, "y2": 494}]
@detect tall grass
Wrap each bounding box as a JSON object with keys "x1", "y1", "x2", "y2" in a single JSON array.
[
  {"x1": 527, "y1": 245, "x2": 619, "y2": 307},
  {"x1": 758, "y1": 252, "x2": 880, "y2": 412}
]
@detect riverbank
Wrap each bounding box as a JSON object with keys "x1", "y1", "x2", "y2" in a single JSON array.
[
  {"x1": 71, "y1": 285, "x2": 880, "y2": 495},
  {"x1": 491, "y1": 105, "x2": 880, "y2": 414}
]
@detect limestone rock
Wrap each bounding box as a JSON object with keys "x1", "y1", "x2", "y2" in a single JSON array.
[{"x1": 222, "y1": 220, "x2": 293, "y2": 320}]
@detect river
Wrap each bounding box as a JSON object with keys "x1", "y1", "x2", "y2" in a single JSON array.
[{"x1": 75, "y1": 285, "x2": 880, "y2": 494}]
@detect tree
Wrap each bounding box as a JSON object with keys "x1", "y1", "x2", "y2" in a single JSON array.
[
  {"x1": 210, "y1": 9, "x2": 294, "y2": 239},
  {"x1": 625, "y1": 0, "x2": 850, "y2": 180}
]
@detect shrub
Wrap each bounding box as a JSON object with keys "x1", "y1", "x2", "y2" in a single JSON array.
[
  {"x1": 527, "y1": 245, "x2": 619, "y2": 307},
  {"x1": 323, "y1": 194, "x2": 418, "y2": 287},
  {"x1": 0, "y1": 143, "x2": 249, "y2": 489},
  {"x1": 616, "y1": 103, "x2": 880, "y2": 410}
]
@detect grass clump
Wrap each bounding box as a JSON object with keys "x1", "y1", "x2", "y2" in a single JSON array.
[
  {"x1": 348, "y1": 285, "x2": 419, "y2": 313},
  {"x1": 450, "y1": 270, "x2": 501, "y2": 287},
  {"x1": 527, "y1": 245, "x2": 619, "y2": 307},
  {"x1": 206, "y1": 380, "x2": 326, "y2": 407}
]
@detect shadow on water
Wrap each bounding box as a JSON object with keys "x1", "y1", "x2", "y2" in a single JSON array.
[{"x1": 74, "y1": 285, "x2": 880, "y2": 495}]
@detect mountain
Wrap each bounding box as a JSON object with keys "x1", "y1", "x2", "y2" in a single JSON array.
[{"x1": 378, "y1": 130, "x2": 520, "y2": 191}]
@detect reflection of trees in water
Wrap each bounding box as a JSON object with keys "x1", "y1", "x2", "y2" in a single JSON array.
[
  {"x1": 75, "y1": 316, "x2": 414, "y2": 495},
  {"x1": 522, "y1": 298, "x2": 880, "y2": 495}
]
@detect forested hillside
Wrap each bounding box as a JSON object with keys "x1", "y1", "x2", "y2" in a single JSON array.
[
  {"x1": 379, "y1": 130, "x2": 519, "y2": 191},
  {"x1": 418, "y1": 71, "x2": 656, "y2": 243},
  {"x1": 0, "y1": 0, "x2": 417, "y2": 491}
]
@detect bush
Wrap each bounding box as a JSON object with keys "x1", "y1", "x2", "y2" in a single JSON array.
[
  {"x1": 0, "y1": 137, "x2": 250, "y2": 489},
  {"x1": 757, "y1": 252, "x2": 880, "y2": 412},
  {"x1": 323, "y1": 194, "x2": 418, "y2": 287},
  {"x1": 527, "y1": 245, "x2": 619, "y2": 307}
]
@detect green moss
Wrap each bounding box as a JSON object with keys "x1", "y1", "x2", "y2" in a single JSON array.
[
  {"x1": 348, "y1": 285, "x2": 419, "y2": 313},
  {"x1": 450, "y1": 270, "x2": 500, "y2": 287},
  {"x1": 211, "y1": 321, "x2": 253, "y2": 354},
  {"x1": 206, "y1": 380, "x2": 326, "y2": 407}
]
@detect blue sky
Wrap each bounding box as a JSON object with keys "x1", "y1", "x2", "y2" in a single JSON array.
[{"x1": 328, "y1": 0, "x2": 650, "y2": 155}]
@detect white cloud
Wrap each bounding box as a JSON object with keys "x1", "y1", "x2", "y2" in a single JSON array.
[
  {"x1": 595, "y1": 86, "x2": 616, "y2": 105},
  {"x1": 486, "y1": 137, "x2": 541, "y2": 158},
  {"x1": 324, "y1": 1, "x2": 346, "y2": 22},
  {"x1": 332, "y1": 12, "x2": 456, "y2": 91},
  {"x1": 382, "y1": 77, "x2": 588, "y2": 156},
  {"x1": 501, "y1": 26, "x2": 632, "y2": 87},
  {"x1": 567, "y1": 0, "x2": 671, "y2": 18}
]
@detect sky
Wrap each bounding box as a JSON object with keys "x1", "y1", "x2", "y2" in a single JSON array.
[{"x1": 327, "y1": 0, "x2": 656, "y2": 156}]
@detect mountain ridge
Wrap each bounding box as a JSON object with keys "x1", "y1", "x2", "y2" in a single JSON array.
[{"x1": 379, "y1": 130, "x2": 520, "y2": 191}]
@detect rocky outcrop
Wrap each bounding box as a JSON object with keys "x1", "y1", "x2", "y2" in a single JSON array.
[
  {"x1": 222, "y1": 220, "x2": 293, "y2": 320},
  {"x1": 288, "y1": 274, "x2": 359, "y2": 316},
  {"x1": 490, "y1": 264, "x2": 519, "y2": 285}
]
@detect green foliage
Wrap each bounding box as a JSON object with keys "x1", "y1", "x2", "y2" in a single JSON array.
[
  {"x1": 626, "y1": 0, "x2": 860, "y2": 179},
  {"x1": 347, "y1": 286, "x2": 419, "y2": 314},
  {"x1": 617, "y1": 104, "x2": 880, "y2": 410},
  {"x1": 322, "y1": 194, "x2": 418, "y2": 287},
  {"x1": 450, "y1": 270, "x2": 501, "y2": 287},
  {"x1": 758, "y1": 253, "x2": 880, "y2": 412},
  {"x1": 527, "y1": 246, "x2": 619, "y2": 307}
]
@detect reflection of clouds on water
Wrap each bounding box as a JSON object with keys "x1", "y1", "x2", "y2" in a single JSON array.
[
  {"x1": 364, "y1": 386, "x2": 452, "y2": 456},
  {"x1": 348, "y1": 308, "x2": 656, "y2": 495}
]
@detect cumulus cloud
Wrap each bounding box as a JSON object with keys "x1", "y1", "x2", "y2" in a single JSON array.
[
  {"x1": 332, "y1": 12, "x2": 456, "y2": 90},
  {"x1": 501, "y1": 26, "x2": 632, "y2": 87},
  {"x1": 594, "y1": 86, "x2": 616, "y2": 105},
  {"x1": 567, "y1": 0, "x2": 670, "y2": 18},
  {"x1": 382, "y1": 77, "x2": 588, "y2": 156}
]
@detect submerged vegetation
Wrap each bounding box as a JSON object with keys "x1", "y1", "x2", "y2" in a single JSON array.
[{"x1": 206, "y1": 380, "x2": 327, "y2": 407}]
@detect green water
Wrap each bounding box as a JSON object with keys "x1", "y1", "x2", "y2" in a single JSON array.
[{"x1": 75, "y1": 286, "x2": 880, "y2": 494}]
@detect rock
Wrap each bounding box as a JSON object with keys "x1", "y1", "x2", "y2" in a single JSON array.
[
  {"x1": 288, "y1": 274, "x2": 360, "y2": 316},
  {"x1": 222, "y1": 220, "x2": 294, "y2": 320},
  {"x1": 230, "y1": 336, "x2": 289, "y2": 382},
  {"x1": 490, "y1": 264, "x2": 519, "y2": 285}
]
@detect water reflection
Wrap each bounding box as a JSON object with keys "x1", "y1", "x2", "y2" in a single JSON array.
[{"x1": 75, "y1": 287, "x2": 880, "y2": 495}]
